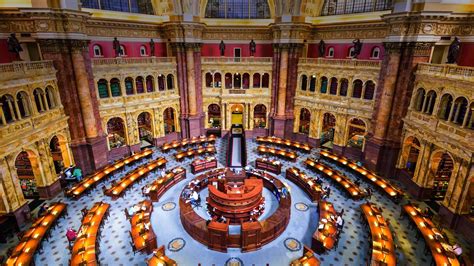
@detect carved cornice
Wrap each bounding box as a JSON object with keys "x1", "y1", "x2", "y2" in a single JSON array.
[
  {"x1": 162, "y1": 22, "x2": 205, "y2": 42},
  {"x1": 313, "y1": 23, "x2": 388, "y2": 40},
  {"x1": 203, "y1": 27, "x2": 272, "y2": 41},
  {"x1": 271, "y1": 23, "x2": 312, "y2": 43},
  {"x1": 85, "y1": 19, "x2": 162, "y2": 38}
]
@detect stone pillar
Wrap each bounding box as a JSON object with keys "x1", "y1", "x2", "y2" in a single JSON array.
[
  {"x1": 6, "y1": 99, "x2": 17, "y2": 121},
  {"x1": 365, "y1": 42, "x2": 432, "y2": 177},
  {"x1": 39, "y1": 39, "x2": 108, "y2": 174},
  {"x1": 0, "y1": 103, "x2": 6, "y2": 124}
]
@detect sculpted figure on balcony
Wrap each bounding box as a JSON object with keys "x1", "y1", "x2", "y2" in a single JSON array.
[
  {"x1": 352, "y1": 39, "x2": 362, "y2": 58},
  {"x1": 319, "y1": 40, "x2": 326, "y2": 57},
  {"x1": 249, "y1": 39, "x2": 256, "y2": 56},
  {"x1": 7, "y1": 33, "x2": 23, "y2": 60},
  {"x1": 150, "y1": 39, "x2": 155, "y2": 56},
  {"x1": 113, "y1": 37, "x2": 120, "y2": 57},
  {"x1": 219, "y1": 40, "x2": 225, "y2": 56},
  {"x1": 447, "y1": 37, "x2": 460, "y2": 64}
]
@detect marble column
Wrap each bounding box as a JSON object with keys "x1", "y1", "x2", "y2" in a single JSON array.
[{"x1": 186, "y1": 46, "x2": 197, "y2": 116}]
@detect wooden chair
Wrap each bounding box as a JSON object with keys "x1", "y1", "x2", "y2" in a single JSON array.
[
  {"x1": 124, "y1": 208, "x2": 132, "y2": 220},
  {"x1": 130, "y1": 241, "x2": 137, "y2": 255}
]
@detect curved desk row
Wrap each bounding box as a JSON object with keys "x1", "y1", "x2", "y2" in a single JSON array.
[
  {"x1": 70, "y1": 202, "x2": 110, "y2": 266},
  {"x1": 191, "y1": 157, "x2": 217, "y2": 174},
  {"x1": 104, "y1": 157, "x2": 167, "y2": 199},
  {"x1": 255, "y1": 157, "x2": 282, "y2": 175},
  {"x1": 286, "y1": 167, "x2": 323, "y2": 201},
  {"x1": 305, "y1": 159, "x2": 365, "y2": 200},
  {"x1": 5, "y1": 202, "x2": 67, "y2": 266},
  {"x1": 360, "y1": 203, "x2": 396, "y2": 266},
  {"x1": 256, "y1": 136, "x2": 311, "y2": 153},
  {"x1": 66, "y1": 149, "x2": 153, "y2": 198},
  {"x1": 174, "y1": 145, "x2": 216, "y2": 161},
  {"x1": 161, "y1": 135, "x2": 216, "y2": 152},
  {"x1": 147, "y1": 246, "x2": 177, "y2": 266},
  {"x1": 319, "y1": 150, "x2": 403, "y2": 201},
  {"x1": 402, "y1": 204, "x2": 459, "y2": 266},
  {"x1": 130, "y1": 200, "x2": 156, "y2": 254},
  {"x1": 144, "y1": 167, "x2": 186, "y2": 202},
  {"x1": 290, "y1": 246, "x2": 321, "y2": 266},
  {"x1": 312, "y1": 201, "x2": 339, "y2": 254},
  {"x1": 257, "y1": 145, "x2": 297, "y2": 161}
]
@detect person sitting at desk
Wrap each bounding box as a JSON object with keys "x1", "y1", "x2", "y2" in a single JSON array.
[
  {"x1": 450, "y1": 244, "x2": 463, "y2": 260},
  {"x1": 72, "y1": 167, "x2": 83, "y2": 181},
  {"x1": 142, "y1": 184, "x2": 151, "y2": 196},
  {"x1": 37, "y1": 203, "x2": 49, "y2": 217},
  {"x1": 66, "y1": 228, "x2": 77, "y2": 249},
  {"x1": 336, "y1": 215, "x2": 344, "y2": 230}
]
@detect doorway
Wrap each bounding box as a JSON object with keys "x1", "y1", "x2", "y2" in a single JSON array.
[{"x1": 231, "y1": 104, "x2": 244, "y2": 125}]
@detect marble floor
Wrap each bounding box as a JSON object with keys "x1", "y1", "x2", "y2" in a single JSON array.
[{"x1": 0, "y1": 138, "x2": 471, "y2": 266}]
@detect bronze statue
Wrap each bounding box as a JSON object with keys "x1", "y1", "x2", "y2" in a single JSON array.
[
  {"x1": 7, "y1": 33, "x2": 23, "y2": 59},
  {"x1": 150, "y1": 39, "x2": 155, "y2": 56},
  {"x1": 319, "y1": 40, "x2": 326, "y2": 57},
  {"x1": 219, "y1": 40, "x2": 225, "y2": 56},
  {"x1": 113, "y1": 37, "x2": 120, "y2": 57},
  {"x1": 447, "y1": 37, "x2": 460, "y2": 64},
  {"x1": 249, "y1": 39, "x2": 256, "y2": 56},
  {"x1": 352, "y1": 38, "x2": 362, "y2": 58}
]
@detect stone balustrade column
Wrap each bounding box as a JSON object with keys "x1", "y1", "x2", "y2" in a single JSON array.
[
  {"x1": 13, "y1": 100, "x2": 22, "y2": 120},
  {"x1": 6, "y1": 99, "x2": 17, "y2": 121},
  {"x1": 42, "y1": 93, "x2": 49, "y2": 111},
  {"x1": 106, "y1": 80, "x2": 112, "y2": 97},
  {"x1": 0, "y1": 104, "x2": 6, "y2": 124}
]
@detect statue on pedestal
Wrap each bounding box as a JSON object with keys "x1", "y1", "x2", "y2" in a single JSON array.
[
  {"x1": 249, "y1": 39, "x2": 256, "y2": 56},
  {"x1": 318, "y1": 40, "x2": 326, "y2": 57},
  {"x1": 113, "y1": 37, "x2": 120, "y2": 57},
  {"x1": 150, "y1": 39, "x2": 155, "y2": 57},
  {"x1": 352, "y1": 38, "x2": 362, "y2": 58},
  {"x1": 219, "y1": 40, "x2": 225, "y2": 56},
  {"x1": 7, "y1": 33, "x2": 23, "y2": 60},
  {"x1": 447, "y1": 37, "x2": 460, "y2": 64}
]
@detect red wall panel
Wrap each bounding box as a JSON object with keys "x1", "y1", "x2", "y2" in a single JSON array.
[
  {"x1": 458, "y1": 42, "x2": 474, "y2": 67},
  {"x1": 0, "y1": 39, "x2": 17, "y2": 63},
  {"x1": 307, "y1": 42, "x2": 384, "y2": 60},
  {"x1": 88, "y1": 41, "x2": 167, "y2": 58},
  {"x1": 201, "y1": 43, "x2": 273, "y2": 57}
]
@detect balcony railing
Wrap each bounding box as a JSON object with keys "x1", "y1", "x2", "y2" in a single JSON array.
[
  {"x1": 299, "y1": 58, "x2": 381, "y2": 69},
  {"x1": 92, "y1": 57, "x2": 176, "y2": 66},
  {"x1": 0, "y1": 61, "x2": 56, "y2": 81},
  {"x1": 417, "y1": 63, "x2": 474, "y2": 81},
  {"x1": 202, "y1": 57, "x2": 272, "y2": 64}
]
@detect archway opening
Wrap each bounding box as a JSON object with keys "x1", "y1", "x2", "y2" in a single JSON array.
[
  {"x1": 208, "y1": 104, "x2": 221, "y2": 129},
  {"x1": 164, "y1": 107, "x2": 176, "y2": 134},
  {"x1": 431, "y1": 152, "x2": 454, "y2": 201},
  {"x1": 50, "y1": 136, "x2": 64, "y2": 174},
  {"x1": 321, "y1": 113, "x2": 336, "y2": 148},
  {"x1": 231, "y1": 104, "x2": 244, "y2": 125},
  {"x1": 299, "y1": 108, "x2": 311, "y2": 135},
  {"x1": 15, "y1": 151, "x2": 39, "y2": 199},
  {"x1": 107, "y1": 117, "x2": 126, "y2": 149},
  {"x1": 402, "y1": 136, "x2": 421, "y2": 176},
  {"x1": 254, "y1": 104, "x2": 267, "y2": 128},
  {"x1": 346, "y1": 118, "x2": 366, "y2": 151},
  {"x1": 138, "y1": 112, "x2": 153, "y2": 147}
]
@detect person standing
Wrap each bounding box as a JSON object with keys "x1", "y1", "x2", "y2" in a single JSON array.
[{"x1": 66, "y1": 228, "x2": 77, "y2": 249}]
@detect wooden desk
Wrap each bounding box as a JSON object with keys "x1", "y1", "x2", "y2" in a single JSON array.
[
  {"x1": 312, "y1": 201, "x2": 339, "y2": 254},
  {"x1": 66, "y1": 149, "x2": 153, "y2": 198},
  {"x1": 191, "y1": 157, "x2": 217, "y2": 174},
  {"x1": 5, "y1": 202, "x2": 67, "y2": 266},
  {"x1": 145, "y1": 167, "x2": 186, "y2": 202},
  {"x1": 161, "y1": 135, "x2": 216, "y2": 152},
  {"x1": 105, "y1": 157, "x2": 167, "y2": 199},
  {"x1": 319, "y1": 150, "x2": 403, "y2": 201},
  {"x1": 286, "y1": 167, "x2": 322, "y2": 201},
  {"x1": 255, "y1": 157, "x2": 282, "y2": 175},
  {"x1": 305, "y1": 159, "x2": 365, "y2": 200},
  {"x1": 360, "y1": 203, "x2": 396, "y2": 266},
  {"x1": 174, "y1": 145, "x2": 216, "y2": 161},
  {"x1": 147, "y1": 246, "x2": 177, "y2": 266},
  {"x1": 256, "y1": 136, "x2": 311, "y2": 153},
  {"x1": 70, "y1": 202, "x2": 109, "y2": 266},
  {"x1": 291, "y1": 246, "x2": 321, "y2": 266},
  {"x1": 403, "y1": 204, "x2": 460, "y2": 266},
  {"x1": 257, "y1": 145, "x2": 297, "y2": 161},
  {"x1": 130, "y1": 200, "x2": 156, "y2": 254}
]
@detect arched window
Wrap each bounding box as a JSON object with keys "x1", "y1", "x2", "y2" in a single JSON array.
[
  {"x1": 253, "y1": 73, "x2": 261, "y2": 88},
  {"x1": 347, "y1": 118, "x2": 366, "y2": 150},
  {"x1": 299, "y1": 108, "x2": 311, "y2": 134},
  {"x1": 242, "y1": 73, "x2": 250, "y2": 89},
  {"x1": 97, "y1": 79, "x2": 109, "y2": 98},
  {"x1": 233, "y1": 73, "x2": 242, "y2": 88},
  {"x1": 348, "y1": 47, "x2": 355, "y2": 58},
  {"x1": 321, "y1": 0, "x2": 392, "y2": 16},
  {"x1": 363, "y1": 80, "x2": 375, "y2": 100},
  {"x1": 158, "y1": 75, "x2": 165, "y2": 91},
  {"x1": 125, "y1": 77, "x2": 134, "y2": 95},
  {"x1": 82, "y1": 0, "x2": 154, "y2": 14},
  {"x1": 329, "y1": 77, "x2": 338, "y2": 95},
  {"x1": 93, "y1": 44, "x2": 103, "y2": 57},
  {"x1": 45, "y1": 87, "x2": 56, "y2": 109},
  {"x1": 301, "y1": 75, "x2": 308, "y2": 91},
  {"x1": 309, "y1": 76, "x2": 316, "y2": 92},
  {"x1": 430, "y1": 152, "x2": 454, "y2": 201},
  {"x1": 320, "y1": 76, "x2": 328, "y2": 93},
  {"x1": 339, "y1": 79, "x2": 348, "y2": 96},
  {"x1": 0, "y1": 94, "x2": 18, "y2": 124},
  {"x1": 352, "y1": 79, "x2": 363, "y2": 98},
  {"x1": 167, "y1": 74, "x2": 175, "y2": 90},
  {"x1": 140, "y1": 45, "x2": 147, "y2": 56},
  {"x1": 262, "y1": 73, "x2": 270, "y2": 88},
  {"x1": 327, "y1": 47, "x2": 334, "y2": 58},
  {"x1": 16, "y1": 91, "x2": 31, "y2": 118},
  {"x1": 136, "y1": 76, "x2": 145, "y2": 94},
  {"x1": 402, "y1": 136, "x2": 421, "y2": 175},
  {"x1": 438, "y1": 94, "x2": 453, "y2": 121},
  {"x1": 208, "y1": 104, "x2": 221, "y2": 128},
  {"x1": 146, "y1": 75, "x2": 154, "y2": 92},
  {"x1": 423, "y1": 91, "x2": 437, "y2": 115},
  {"x1": 163, "y1": 107, "x2": 176, "y2": 134},
  {"x1": 413, "y1": 88, "x2": 425, "y2": 111},
  {"x1": 138, "y1": 112, "x2": 153, "y2": 144},
  {"x1": 214, "y1": 73, "x2": 222, "y2": 88},
  {"x1": 33, "y1": 88, "x2": 47, "y2": 112},
  {"x1": 450, "y1": 97, "x2": 468, "y2": 125},
  {"x1": 119, "y1": 45, "x2": 126, "y2": 56},
  {"x1": 110, "y1": 78, "x2": 121, "y2": 97},
  {"x1": 371, "y1": 47, "x2": 380, "y2": 59},
  {"x1": 321, "y1": 113, "x2": 336, "y2": 144},
  {"x1": 225, "y1": 73, "x2": 233, "y2": 89},
  {"x1": 107, "y1": 117, "x2": 126, "y2": 149},
  {"x1": 205, "y1": 0, "x2": 271, "y2": 19},
  {"x1": 254, "y1": 104, "x2": 267, "y2": 128},
  {"x1": 205, "y1": 73, "x2": 213, "y2": 88},
  {"x1": 15, "y1": 151, "x2": 38, "y2": 198}
]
